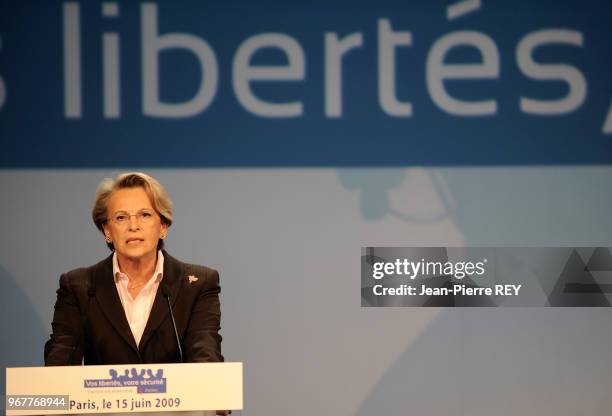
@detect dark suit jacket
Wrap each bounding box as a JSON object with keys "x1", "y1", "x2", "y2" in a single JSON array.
[{"x1": 44, "y1": 251, "x2": 223, "y2": 365}]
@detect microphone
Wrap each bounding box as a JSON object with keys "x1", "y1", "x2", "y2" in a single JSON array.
[{"x1": 161, "y1": 286, "x2": 184, "y2": 363}]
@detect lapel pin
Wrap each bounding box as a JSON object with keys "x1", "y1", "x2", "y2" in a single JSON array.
[{"x1": 188, "y1": 275, "x2": 199, "y2": 284}]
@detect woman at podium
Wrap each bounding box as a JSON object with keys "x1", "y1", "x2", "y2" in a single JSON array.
[{"x1": 44, "y1": 172, "x2": 223, "y2": 366}]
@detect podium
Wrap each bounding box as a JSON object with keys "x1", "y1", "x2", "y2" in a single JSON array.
[{"x1": 5, "y1": 362, "x2": 243, "y2": 415}]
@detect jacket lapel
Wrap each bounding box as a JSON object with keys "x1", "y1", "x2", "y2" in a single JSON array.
[
  {"x1": 93, "y1": 254, "x2": 139, "y2": 354},
  {"x1": 138, "y1": 251, "x2": 184, "y2": 353}
]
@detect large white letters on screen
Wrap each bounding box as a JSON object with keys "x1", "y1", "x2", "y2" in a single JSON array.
[
  {"x1": 141, "y1": 3, "x2": 218, "y2": 118},
  {"x1": 603, "y1": 103, "x2": 612, "y2": 134},
  {"x1": 53, "y1": 9, "x2": 605, "y2": 132},
  {"x1": 324, "y1": 32, "x2": 363, "y2": 118},
  {"x1": 378, "y1": 19, "x2": 413, "y2": 117},
  {"x1": 102, "y1": 32, "x2": 120, "y2": 118},
  {"x1": 233, "y1": 34, "x2": 305, "y2": 117},
  {"x1": 102, "y1": 3, "x2": 121, "y2": 118},
  {"x1": 63, "y1": 2, "x2": 82, "y2": 118},
  {"x1": 0, "y1": 70, "x2": 4, "y2": 111},
  {"x1": 0, "y1": 35, "x2": 5, "y2": 110},
  {"x1": 426, "y1": 31, "x2": 500, "y2": 116},
  {"x1": 516, "y1": 29, "x2": 586, "y2": 115}
]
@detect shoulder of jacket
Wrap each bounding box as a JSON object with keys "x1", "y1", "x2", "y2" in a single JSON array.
[
  {"x1": 184, "y1": 262, "x2": 217, "y2": 276},
  {"x1": 62, "y1": 256, "x2": 110, "y2": 288},
  {"x1": 178, "y1": 261, "x2": 220, "y2": 289},
  {"x1": 163, "y1": 251, "x2": 218, "y2": 278}
]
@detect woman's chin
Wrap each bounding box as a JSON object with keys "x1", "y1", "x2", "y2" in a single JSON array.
[{"x1": 117, "y1": 246, "x2": 156, "y2": 260}]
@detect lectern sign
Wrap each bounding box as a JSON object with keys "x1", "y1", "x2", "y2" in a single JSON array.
[
  {"x1": 84, "y1": 368, "x2": 167, "y2": 394},
  {"x1": 5, "y1": 362, "x2": 243, "y2": 415}
]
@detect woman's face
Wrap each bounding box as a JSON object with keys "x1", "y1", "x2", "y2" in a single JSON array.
[{"x1": 102, "y1": 187, "x2": 168, "y2": 262}]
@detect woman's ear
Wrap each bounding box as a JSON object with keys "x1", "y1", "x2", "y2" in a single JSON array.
[{"x1": 102, "y1": 224, "x2": 112, "y2": 243}]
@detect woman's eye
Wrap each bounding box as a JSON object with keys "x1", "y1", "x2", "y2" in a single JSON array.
[
  {"x1": 142, "y1": 212, "x2": 152, "y2": 217},
  {"x1": 115, "y1": 215, "x2": 128, "y2": 221}
]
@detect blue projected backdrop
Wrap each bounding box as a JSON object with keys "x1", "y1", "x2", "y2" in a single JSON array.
[{"x1": 1, "y1": 0, "x2": 612, "y2": 166}]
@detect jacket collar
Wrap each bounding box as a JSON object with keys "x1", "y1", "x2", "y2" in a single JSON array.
[{"x1": 92, "y1": 250, "x2": 184, "y2": 356}]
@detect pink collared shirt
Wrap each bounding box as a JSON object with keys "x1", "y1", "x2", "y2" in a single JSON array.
[{"x1": 113, "y1": 250, "x2": 164, "y2": 347}]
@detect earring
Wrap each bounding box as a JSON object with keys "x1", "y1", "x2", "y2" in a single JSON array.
[
  {"x1": 105, "y1": 234, "x2": 112, "y2": 243},
  {"x1": 160, "y1": 233, "x2": 166, "y2": 239}
]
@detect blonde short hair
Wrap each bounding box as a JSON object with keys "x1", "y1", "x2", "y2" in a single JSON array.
[{"x1": 92, "y1": 172, "x2": 173, "y2": 250}]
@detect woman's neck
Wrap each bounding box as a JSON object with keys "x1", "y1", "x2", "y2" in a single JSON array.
[{"x1": 116, "y1": 251, "x2": 157, "y2": 282}]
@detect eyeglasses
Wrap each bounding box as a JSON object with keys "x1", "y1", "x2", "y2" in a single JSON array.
[{"x1": 108, "y1": 210, "x2": 157, "y2": 226}]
